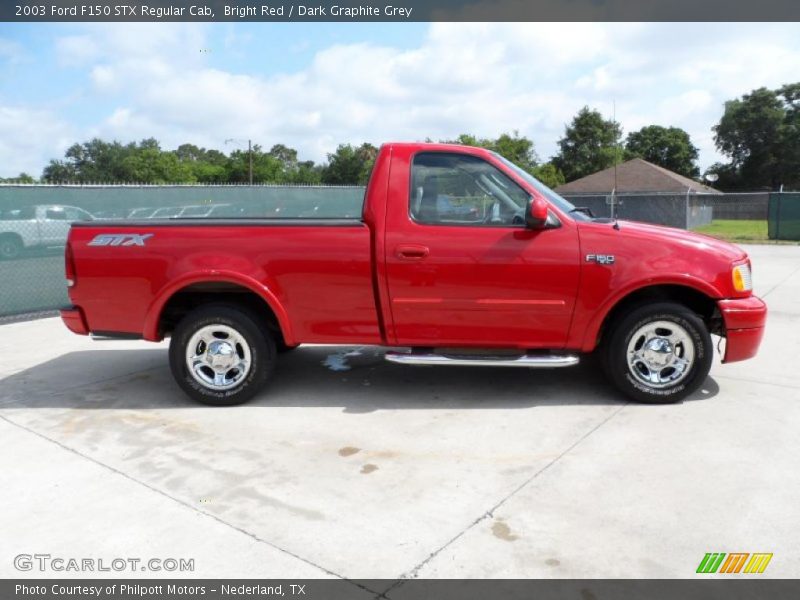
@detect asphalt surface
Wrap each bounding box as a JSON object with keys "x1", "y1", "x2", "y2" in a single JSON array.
[{"x1": 1, "y1": 244, "x2": 798, "y2": 589}]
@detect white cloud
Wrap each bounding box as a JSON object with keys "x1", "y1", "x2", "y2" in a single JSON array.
[
  {"x1": 8, "y1": 22, "x2": 800, "y2": 178},
  {"x1": 0, "y1": 106, "x2": 73, "y2": 176}
]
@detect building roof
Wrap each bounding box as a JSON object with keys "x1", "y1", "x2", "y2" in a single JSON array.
[{"x1": 555, "y1": 158, "x2": 721, "y2": 195}]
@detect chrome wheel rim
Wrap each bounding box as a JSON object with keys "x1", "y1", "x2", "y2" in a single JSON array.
[
  {"x1": 626, "y1": 320, "x2": 695, "y2": 389},
  {"x1": 185, "y1": 324, "x2": 252, "y2": 390}
]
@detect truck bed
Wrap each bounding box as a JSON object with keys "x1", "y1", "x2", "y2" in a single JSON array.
[{"x1": 68, "y1": 219, "x2": 382, "y2": 344}]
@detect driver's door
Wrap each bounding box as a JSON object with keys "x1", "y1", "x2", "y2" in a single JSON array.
[{"x1": 383, "y1": 150, "x2": 581, "y2": 348}]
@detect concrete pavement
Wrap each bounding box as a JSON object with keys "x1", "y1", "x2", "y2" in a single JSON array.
[{"x1": 1, "y1": 244, "x2": 798, "y2": 588}]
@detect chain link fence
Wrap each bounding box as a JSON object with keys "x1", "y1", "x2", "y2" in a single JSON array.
[
  {"x1": 0, "y1": 184, "x2": 365, "y2": 319},
  {"x1": 706, "y1": 192, "x2": 769, "y2": 220},
  {"x1": 1, "y1": 185, "x2": 792, "y2": 320},
  {"x1": 559, "y1": 192, "x2": 714, "y2": 229}
]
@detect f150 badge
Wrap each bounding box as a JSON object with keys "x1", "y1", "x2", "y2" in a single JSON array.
[
  {"x1": 88, "y1": 233, "x2": 153, "y2": 247},
  {"x1": 586, "y1": 254, "x2": 615, "y2": 264}
]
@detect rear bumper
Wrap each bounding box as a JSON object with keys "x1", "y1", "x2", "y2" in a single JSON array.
[
  {"x1": 60, "y1": 305, "x2": 89, "y2": 336},
  {"x1": 718, "y1": 296, "x2": 767, "y2": 363}
]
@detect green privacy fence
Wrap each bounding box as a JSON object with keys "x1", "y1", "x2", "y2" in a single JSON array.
[
  {"x1": 0, "y1": 184, "x2": 365, "y2": 318},
  {"x1": 769, "y1": 193, "x2": 800, "y2": 241}
]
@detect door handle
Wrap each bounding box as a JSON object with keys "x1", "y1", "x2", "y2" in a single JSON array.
[{"x1": 395, "y1": 244, "x2": 430, "y2": 260}]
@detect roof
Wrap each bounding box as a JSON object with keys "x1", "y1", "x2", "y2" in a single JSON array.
[{"x1": 555, "y1": 158, "x2": 721, "y2": 195}]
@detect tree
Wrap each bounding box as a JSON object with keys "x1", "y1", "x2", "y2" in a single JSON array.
[
  {"x1": 531, "y1": 163, "x2": 565, "y2": 189},
  {"x1": 267, "y1": 144, "x2": 299, "y2": 172},
  {"x1": 625, "y1": 125, "x2": 700, "y2": 178},
  {"x1": 443, "y1": 131, "x2": 543, "y2": 177},
  {"x1": 321, "y1": 143, "x2": 378, "y2": 185},
  {"x1": 491, "y1": 131, "x2": 539, "y2": 172},
  {"x1": 712, "y1": 84, "x2": 800, "y2": 190},
  {"x1": 552, "y1": 107, "x2": 622, "y2": 182},
  {"x1": 0, "y1": 172, "x2": 36, "y2": 183}
]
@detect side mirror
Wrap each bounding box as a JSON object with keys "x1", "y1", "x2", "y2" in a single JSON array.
[{"x1": 525, "y1": 195, "x2": 548, "y2": 229}]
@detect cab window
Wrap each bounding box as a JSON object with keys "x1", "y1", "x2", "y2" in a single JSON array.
[{"x1": 410, "y1": 152, "x2": 529, "y2": 226}]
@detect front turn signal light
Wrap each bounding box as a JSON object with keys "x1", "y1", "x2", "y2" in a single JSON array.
[{"x1": 732, "y1": 263, "x2": 752, "y2": 292}]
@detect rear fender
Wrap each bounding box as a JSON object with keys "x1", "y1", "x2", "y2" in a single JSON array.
[{"x1": 143, "y1": 271, "x2": 294, "y2": 345}]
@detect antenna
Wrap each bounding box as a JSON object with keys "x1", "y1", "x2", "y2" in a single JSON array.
[
  {"x1": 613, "y1": 99, "x2": 618, "y2": 200},
  {"x1": 611, "y1": 100, "x2": 620, "y2": 228}
]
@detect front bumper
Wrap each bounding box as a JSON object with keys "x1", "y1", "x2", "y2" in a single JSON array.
[
  {"x1": 60, "y1": 305, "x2": 89, "y2": 336},
  {"x1": 718, "y1": 296, "x2": 767, "y2": 363}
]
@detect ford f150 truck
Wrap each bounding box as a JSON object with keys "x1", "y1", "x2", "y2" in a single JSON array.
[{"x1": 60, "y1": 143, "x2": 767, "y2": 405}]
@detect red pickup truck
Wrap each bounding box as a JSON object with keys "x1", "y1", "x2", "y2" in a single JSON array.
[{"x1": 60, "y1": 143, "x2": 766, "y2": 405}]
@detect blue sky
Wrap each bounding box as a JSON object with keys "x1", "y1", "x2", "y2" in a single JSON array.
[{"x1": 1, "y1": 22, "x2": 799, "y2": 178}]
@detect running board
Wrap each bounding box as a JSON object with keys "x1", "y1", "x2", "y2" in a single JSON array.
[{"x1": 384, "y1": 351, "x2": 579, "y2": 368}]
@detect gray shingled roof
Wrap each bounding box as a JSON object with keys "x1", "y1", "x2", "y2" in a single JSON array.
[{"x1": 555, "y1": 158, "x2": 721, "y2": 194}]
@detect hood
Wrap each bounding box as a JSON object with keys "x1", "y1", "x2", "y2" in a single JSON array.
[{"x1": 585, "y1": 219, "x2": 748, "y2": 264}]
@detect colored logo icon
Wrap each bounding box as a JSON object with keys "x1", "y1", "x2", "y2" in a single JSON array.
[{"x1": 696, "y1": 553, "x2": 773, "y2": 574}]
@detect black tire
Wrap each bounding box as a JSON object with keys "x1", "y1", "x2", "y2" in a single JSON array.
[
  {"x1": 0, "y1": 235, "x2": 23, "y2": 260},
  {"x1": 169, "y1": 303, "x2": 275, "y2": 406},
  {"x1": 276, "y1": 340, "x2": 299, "y2": 353},
  {"x1": 601, "y1": 302, "x2": 712, "y2": 404}
]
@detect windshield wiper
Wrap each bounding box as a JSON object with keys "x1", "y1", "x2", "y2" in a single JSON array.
[{"x1": 569, "y1": 207, "x2": 595, "y2": 218}]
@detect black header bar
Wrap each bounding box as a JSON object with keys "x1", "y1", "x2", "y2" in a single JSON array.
[{"x1": 4, "y1": 0, "x2": 800, "y2": 22}]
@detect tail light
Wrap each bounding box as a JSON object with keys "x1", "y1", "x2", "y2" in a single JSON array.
[{"x1": 65, "y1": 242, "x2": 76, "y2": 287}]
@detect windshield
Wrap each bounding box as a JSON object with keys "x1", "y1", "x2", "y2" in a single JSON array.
[{"x1": 492, "y1": 153, "x2": 590, "y2": 221}]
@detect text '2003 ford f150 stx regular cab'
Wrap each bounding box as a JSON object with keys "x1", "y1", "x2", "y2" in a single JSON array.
[{"x1": 60, "y1": 143, "x2": 767, "y2": 405}]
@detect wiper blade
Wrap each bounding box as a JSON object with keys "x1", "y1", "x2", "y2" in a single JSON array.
[{"x1": 569, "y1": 206, "x2": 595, "y2": 218}]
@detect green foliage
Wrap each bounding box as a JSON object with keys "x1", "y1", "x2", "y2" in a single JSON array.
[
  {"x1": 0, "y1": 172, "x2": 36, "y2": 183},
  {"x1": 531, "y1": 162, "x2": 565, "y2": 188},
  {"x1": 321, "y1": 143, "x2": 378, "y2": 185},
  {"x1": 713, "y1": 84, "x2": 800, "y2": 190},
  {"x1": 552, "y1": 107, "x2": 622, "y2": 182},
  {"x1": 442, "y1": 131, "x2": 539, "y2": 173},
  {"x1": 625, "y1": 125, "x2": 700, "y2": 178},
  {"x1": 487, "y1": 131, "x2": 539, "y2": 172},
  {"x1": 41, "y1": 138, "x2": 326, "y2": 185}
]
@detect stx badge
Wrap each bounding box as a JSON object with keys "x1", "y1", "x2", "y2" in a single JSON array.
[
  {"x1": 586, "y1": 254, "x2": 615, "y2": 265},
  {"x1": 88, "y1": 233, "x2": 154, "y2": 247}
]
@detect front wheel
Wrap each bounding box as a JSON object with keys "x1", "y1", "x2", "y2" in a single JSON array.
[
  {"x1": 601, "y1": 302, "x2": 713, "y2": 404},
  {"x1": 169, "y1": 304, "x2": 275, "y2": 406}
]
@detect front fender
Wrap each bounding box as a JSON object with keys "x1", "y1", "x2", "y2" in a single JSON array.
[{"x1": 574, "y1": 275, "x2": 722, "y2": 352}]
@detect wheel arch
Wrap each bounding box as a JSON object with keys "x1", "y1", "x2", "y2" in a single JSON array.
[
  {"x1": 583, "y1": 282, "x2": 719, "y2": 352},
  {"x1": 143, "y1": 273, "x2": 294, "y2": 346},
  {"x1": 0, "y1": 231, "x2": 25, "y2": 253}
]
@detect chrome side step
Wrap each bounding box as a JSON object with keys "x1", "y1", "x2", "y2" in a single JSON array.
[{"x1": 384, "y1": 351, "x2": 579, "y2": 368}]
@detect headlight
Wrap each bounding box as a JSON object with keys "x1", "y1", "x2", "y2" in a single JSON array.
[{"x1": 732, "y1": 262, "x2": 753, "y2": 292}]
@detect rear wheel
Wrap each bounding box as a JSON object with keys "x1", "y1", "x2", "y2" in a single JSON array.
[
  {"x1": 169, "y1": 304, "x2": 275, "y2": 406},
  {"x1": 601, "y1": 302, "x2": 712, "y2": 403}
]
